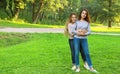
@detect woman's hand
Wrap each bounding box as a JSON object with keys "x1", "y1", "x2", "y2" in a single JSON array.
[
  {"x1": 70, "y1": 34, "x2": 74, "y2": 37},
  {"x1": 78, "y1": 32, "x2": 85, "y2": 36},
  {"x1": 78, "y1": 29, "x2": 87, "y2": 33},
  {"x1": 77, "y1": 29, "x2": 87, "y2": 36}
]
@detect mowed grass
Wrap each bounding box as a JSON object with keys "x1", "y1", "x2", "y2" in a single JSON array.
[
  {"x1": 0, "y1": 20, "x2": 63, "y2": 28},
  {"x1": 91, "y1": 27, "x2": 120, "y2": 33},
  {"x1": 0, "y1": 33, "x2": 31, "y2": 47},
  {"x1": 0, "y1": 33, "x2": 120, "y2": 74}
]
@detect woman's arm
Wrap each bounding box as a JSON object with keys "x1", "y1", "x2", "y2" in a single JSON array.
[
  {"x1": 71, "y1": 22, "x2": 78, "y2": 35},
  {"x1": 68, "y1": 24, "x2": 74, "y2": 36},
  {"x1": 77, "y1": 30, "x2": 88, "y2": 36},
  {"x1": 77, "y1": 24, "x2": 90, "y2": 36},
  {"x1": 85, "y1": 24, "x2": 91, "y2": 35}
]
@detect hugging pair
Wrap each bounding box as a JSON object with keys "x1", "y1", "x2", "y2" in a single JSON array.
[{"x1": 64, "y1": 9, "x2": 98, "y2": 73}]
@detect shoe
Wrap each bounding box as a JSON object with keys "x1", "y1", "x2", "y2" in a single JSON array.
[
  {"x1": 84, "y1": 64, "x2": 90, "y2": 70},
  {"x1": 71, "y1": 65, "x2": 76, "y2": 70},
  {"x1": 90, "y1": 69, "x2": 98, "y2": 73},
  {"x1": 75, "y1": 68, "x2": 80, "y2": 72}
]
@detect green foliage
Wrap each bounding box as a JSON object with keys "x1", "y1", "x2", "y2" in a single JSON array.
[
  {"x1": 0, "y1": 0, "x2": 120, "y2": 26},
  {"x1": 0, "y1": 9, "x2": 8, "y2": 19},
  {"x1": 42, "y1": 0, "x2": 68, "y2": 12},
  {"x1": 16, "y1": 0, "x2": 26, "y2": 9},
  {"x1": 83, "y1": 0, "x2": 119, "y2": 23}
]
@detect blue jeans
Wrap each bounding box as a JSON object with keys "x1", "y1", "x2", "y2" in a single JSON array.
[
  {"x1": 69, "y1": 39, "x2": 86, "y2": 65},
  {"x1": 69, "y1": 39, "x2": 75, "y2": 64},
  {"x1": 74, "y1": 37, "x2": 92, "y2": 68}
]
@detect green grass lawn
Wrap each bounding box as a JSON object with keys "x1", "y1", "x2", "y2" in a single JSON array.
[
  {"x1": 0, "y1": 20, "x2": 63, "y2": 28},
  {"x1": 0, "y1": 33, "x2": 31, "y2": 47},
  {"x1": 0, "y1": 33, "x2": 120, "y2": 74},
  {"x1": 91, "y1": 27, "x2": 120, "y2": 33}
]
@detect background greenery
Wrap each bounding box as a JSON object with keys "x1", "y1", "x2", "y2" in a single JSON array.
[{"x1": 0, "y1": 0, "x2": 120, "y2": 27}]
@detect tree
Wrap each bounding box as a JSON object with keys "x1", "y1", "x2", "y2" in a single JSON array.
[
  {"x1": 30, "y1": 0, "x2": 68, "y2": 23},
  {"x1": 5, "y1": 0, "x2": 26, "y2": 20},
  {"x1": 108, "y1": 0, "x2": 112, "y2": 27},
  {"x1": 1, "y1": 0, "x2": 120, "y2": 26},
  {"x1": 84, "y1": 0, "x2": 120, "y2": 27}
]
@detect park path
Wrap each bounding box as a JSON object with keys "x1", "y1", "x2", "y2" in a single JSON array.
[{"x1": 0, "y1": 28, "x2": 120, "y2": 36}]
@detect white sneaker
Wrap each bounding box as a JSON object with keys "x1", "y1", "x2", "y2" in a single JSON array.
[
  {"x1": 71, "y1": 65, "x2": 76, "y2": 70},
  {"x1": 75, "y1": 68, "x2": 80, "y2": 72},
  {"x1": 84, "y1": 64, "x2": 90, "y2": 70},
  {"x1": 90, "y1": 69, "x2": 98, "y2": 73}
]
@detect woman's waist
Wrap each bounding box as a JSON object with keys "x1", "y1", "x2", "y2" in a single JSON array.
[{"x1": 74, "y1": 35, "x2": 87, "y2": 39}]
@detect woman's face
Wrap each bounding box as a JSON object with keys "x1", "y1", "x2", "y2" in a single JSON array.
[
  {"x1": 81, "y1": 10, "x2": 87, "y2": 19},
  {"x1": 71, "y1": 15, "x2": 77, "y2": 23}
]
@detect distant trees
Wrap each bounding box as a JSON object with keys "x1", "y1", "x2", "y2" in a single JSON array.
[
  {"x1": 0, "y1": 0, "x2": 120, "y2": 27},
  {"x1": 30, "y1": 0, "x2": 68, "y2": 23},
  {"x1": 1, "y1": 0, "x2": 68, "y2": 23},
  {"x1": 5, "y1": 0, "x2": 25, "y2": 19},
  {"x1": 80, "y1": 0, "x2": 120, "y2": 27}
]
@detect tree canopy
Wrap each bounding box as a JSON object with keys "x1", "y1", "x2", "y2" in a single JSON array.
[{"x1": 0, "y1": 0, "x2": 120, "y2": 27}]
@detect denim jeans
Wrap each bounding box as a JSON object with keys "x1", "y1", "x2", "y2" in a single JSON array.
[
  {"x1": 80, "y1": 44, "x2": 86, "y2": 62},
  {"x1": 69, "y1": 39, "x2": 86, "y2": 65},
  {"x1": 69, "y1": 39, "x2": 75, "y2": 64},
  {"x1": 73, "y1": 37, "x2": 92, "y2": 68}
]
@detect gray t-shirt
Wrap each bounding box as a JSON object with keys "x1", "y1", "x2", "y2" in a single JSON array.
[{"x1": 73, "y1": 20, "x2": 91, "y2": 39}]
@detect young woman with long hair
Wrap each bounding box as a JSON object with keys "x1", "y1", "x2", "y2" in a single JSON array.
[{"x1": 72, "y1": 9, "x2": 98, "y2": 73}]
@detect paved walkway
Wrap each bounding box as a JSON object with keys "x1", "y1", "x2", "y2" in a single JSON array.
[
  {"x1": 0, "y1": 28, "x2": 120, "y2": 36},
  {"x1": 0, "y1": 28, "x2": 63, "y2": 33}
]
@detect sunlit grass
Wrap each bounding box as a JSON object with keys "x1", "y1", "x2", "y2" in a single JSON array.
[
  {"x1": 0, "y1": 20, "x2": 63, "y2": 28},
  {"x1": 0, "y1": 33, "x2": 120, "y2": 74},
  {"x1": 91, "y1": 27, "x2": 120, "y2": 33}
]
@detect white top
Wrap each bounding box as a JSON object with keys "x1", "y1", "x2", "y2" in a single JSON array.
[{"x1": 68, "y1": 23, "x2": 76, "y2": 39}]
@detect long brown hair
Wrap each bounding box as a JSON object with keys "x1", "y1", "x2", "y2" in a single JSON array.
[
  {"x1": 64, "y1": 13, "x2": 77, "y2": 36},
  {"x1": 78, "y1": 9, "x2": 91, "y2": 23}
]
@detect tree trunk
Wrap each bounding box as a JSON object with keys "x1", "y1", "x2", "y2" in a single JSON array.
[
  {"x1": 108, "y1": 0, "x2": 112, "y2": 28},
  {"x1": 108, "y1": 20, "x2": 112, "y2": 27},
  {"x1": 32, "y1": 2, "x2": 35, "y2": 22},
  {"x1": 12, "y1": 0, "x2": 20, "y2": 20},
  {"x1": 5, "y1": 0, "x2": 14, "y2": 18},
  {"x1": 93, "y1": 14, "x2": 98, "y2": 22},
  {"x1": 33, "y1": 0, "x2": 43, "y2": 23},
  {"x1": 39, "y1": 12, "x2": 44, "y2": 21},
  {"x1": 13, "y1": 8, "x2": 20, "y2": 20}
]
